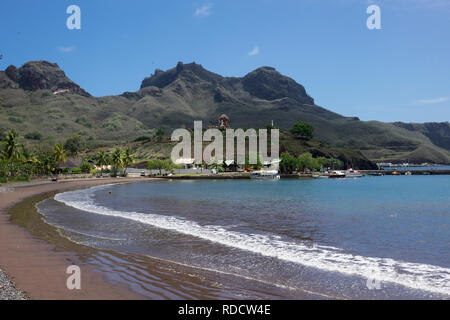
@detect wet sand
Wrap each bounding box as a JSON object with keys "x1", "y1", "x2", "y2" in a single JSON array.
[
  {"x1": 0, "y1": 178, "x2": 321, "y2": 300},
  {"x1": 0, "y1": 178, "x2": 152, "y2": 300}
]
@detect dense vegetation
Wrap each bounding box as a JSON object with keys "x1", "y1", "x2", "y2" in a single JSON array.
[
  {"x1": 0, "y1": 129, "x2": 135, "y2": 183},
  {"x1": 279, "y1": 152, "x2": 344, "y2": 173}
]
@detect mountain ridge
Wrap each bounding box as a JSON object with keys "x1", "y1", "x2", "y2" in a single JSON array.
[
  {"x1": 0, "y1": 60, "x2": 449, "y2": 165},
  {"x1": 1, "y1": 60, "x2": 90, "y2": 97}
]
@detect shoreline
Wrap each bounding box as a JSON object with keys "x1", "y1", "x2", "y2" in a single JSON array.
[
  {"x1": 1, "y1": 177, "x2": 324, "y2": 300},
  {"x1": 0, "y1": 177, "x2": 154, "y2": 300}
]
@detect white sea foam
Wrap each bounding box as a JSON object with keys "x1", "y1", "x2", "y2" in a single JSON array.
[{"x1": 54, "y1": 186, "x2": 450, "y2": 296}]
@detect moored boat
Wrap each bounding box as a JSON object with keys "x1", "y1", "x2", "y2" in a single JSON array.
[
  {"x1": 329, "y1": 170, "x2": 346, "y2": 178},
  {"x1": 250, "y1": 170, "x2": 281, "y2": 180},
  {"x1": 346, "y1": 169, "x2": 364, "y2": 178}
]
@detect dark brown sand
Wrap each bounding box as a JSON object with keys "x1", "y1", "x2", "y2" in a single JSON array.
[
  {"x1": 0, "y1": 178, "x2": 152, "y2": 300},
  {"x1": 0, "y1": 178, "x2": 327, "y2": 300}
]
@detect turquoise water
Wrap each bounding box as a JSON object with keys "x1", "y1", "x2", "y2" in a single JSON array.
[{"x1": 38, "y1": 176, "x2": 450, "y2": 299}]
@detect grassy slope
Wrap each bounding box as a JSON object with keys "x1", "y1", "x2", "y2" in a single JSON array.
[{"x1": 1, "y1": 67, "x2": 449, "y2": 165}]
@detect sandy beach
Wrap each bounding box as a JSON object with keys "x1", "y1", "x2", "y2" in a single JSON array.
[
  {"x1": 0, "y1": 177, "x2": 153, "y2": 300},
  {"x1": 1, "y1": 177, "x2": 314, "y2": 300}
]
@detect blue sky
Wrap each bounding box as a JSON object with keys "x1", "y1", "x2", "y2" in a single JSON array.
[{"x1": 0, "y1": 0, "x2": 449, "y2": 122}]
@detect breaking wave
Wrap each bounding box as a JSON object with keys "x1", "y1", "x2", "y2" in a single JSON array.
[{"x1": 54, "y1": 185, "x2": 450, "y2": 296}]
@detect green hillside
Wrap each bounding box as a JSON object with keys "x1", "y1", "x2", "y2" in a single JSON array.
[{"x1": 1, "y1": 60, "x2": 449, "y2": 166}]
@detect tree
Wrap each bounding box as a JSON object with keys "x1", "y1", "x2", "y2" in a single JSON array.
[
  {"x1": 2, "y1": 130, "x2": 21, "y2": 162},
  {"x1": 1, "y1": 130, "x2": 22, "y2": 176},
  {"x1": 63, "y1": 135, "x2": 84, "y2": 156},
  {"x1": 122, "y1": 148, "x2": 134, "y2": 176},
  {"x1": 280, "y1": 152, "x2": 298, "y2": 173},
  {"x1": 208, "y1": 159, "x2": 224, "y2": 173},
  {"x1": 146, "y1": 159, "x2": 165, "y2": 175},
  {"x1": 95, "y1": 150, "x2": 109, "y2": 175},
  {"x1": 297, "y1": 152, "x2": 320, "y2": 171},
  {"x1": 162, "y1": 158, "x2": 178, "y2": 173},
  {"x1": 111, "y1": 148, "x2": 124, "y2": 176},
  {"x1": 291, "y1": 121, "x2": 314, "y2": 140},
  {"x1": 322, "y1": 158, "x2": 344, "y2": 170},
  {"x1": 54, "y1": 144, "x2": 67, "y2": 170},
  {"x1": 146, "y1": 158, "x2": 178, "y2": 175},
  {"x1": 35, "y1": 146, "x2": 57, "y2": 175},
  {"x1": 21, "y1": 145, "x2": 41, "y2": 175}
]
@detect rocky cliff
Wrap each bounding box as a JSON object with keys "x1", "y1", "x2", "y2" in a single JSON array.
[{"x1": 1, "y1": 61, "x2": 90, "y2": 97}]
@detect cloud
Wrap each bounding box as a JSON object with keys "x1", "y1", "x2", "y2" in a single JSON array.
[
  {"x1": 248, "y1": 46, "x2": 260, "y2": 56},
  {"x1": 416, "y1": 97, "x2": 448, "y2": 105},
  {"x1": 58, "y1": 46, "x2": 76, "y2": 53},
  {"x1": 194, "y1": 4, "x2": 212, "y2": 17}
]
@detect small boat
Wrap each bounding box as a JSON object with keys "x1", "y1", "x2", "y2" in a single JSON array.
[
  {"x1": 368, "y1": 171, "x2": 383, "y2": 176},
  {"x1": 346, "y1": 169, "x2": 364, "y2": 178},
  {"x1": 329, "y1": 170, "x2": 346, "y2": 178},
  {"x1": 405, "y1": 171, "x2": 412, "y2": 176},
  {"x1": 250, "y1": 170, "x2": 280, "y2": 180},
  {"x1": 392, "y1": 171, "x2": 401, "y2": 176}
]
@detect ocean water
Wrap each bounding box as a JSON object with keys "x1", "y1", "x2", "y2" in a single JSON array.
[
  {"x1": 381, "y1": 166, "x2": 450, "y2": 171},
  {"x1": 37, "y1": 176, "x2": 450, "y2": 299}
]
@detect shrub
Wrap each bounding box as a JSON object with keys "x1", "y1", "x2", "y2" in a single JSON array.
[
  {"x1": 134, "y1": 136, "x2": 151, "y2": 142},
  {"x1": 25, "y1": 132, "x2": 42, "y2": 140},
  {"x1": 79, "y1": 162, "x2": 93, "y2": 173},
  {"x1": 7, "y1": 175, "x2": 30, "y2": 183},
  {"x1": 8, "y1": 116, "x2": 23, "y2": 123},
  {"x1": 70, "y1": 167, "x2": 82, "y2": 174},
  {"x1": 75, "y1": 116, "x2": 92, "y2": 128}
]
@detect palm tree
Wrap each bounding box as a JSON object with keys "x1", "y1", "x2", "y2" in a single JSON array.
[
  {"x1": 21, "y1": 145, "x2": 40, "y2": 175},
  {"x1": 54, "y1": 144, "x2": 67, "y2": 173},
  {"x1": 111, "y1": 148, "x2": 123, "y2": 176},
  {"x1": 95, "y1": 150, "x2": 109, "y2": 176},
  {"x1": 122, "y1": 148, "x2": 134, "y2": 176},
  {"x1": 3, "y1": 130, "x2": 21, "y2": 161},
  {"x1": 2, "y1": 130, "x2": 21, "y2": 176},
  {"x1": 208, "y1": 159, "x2": 224, "y2": 173}
]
